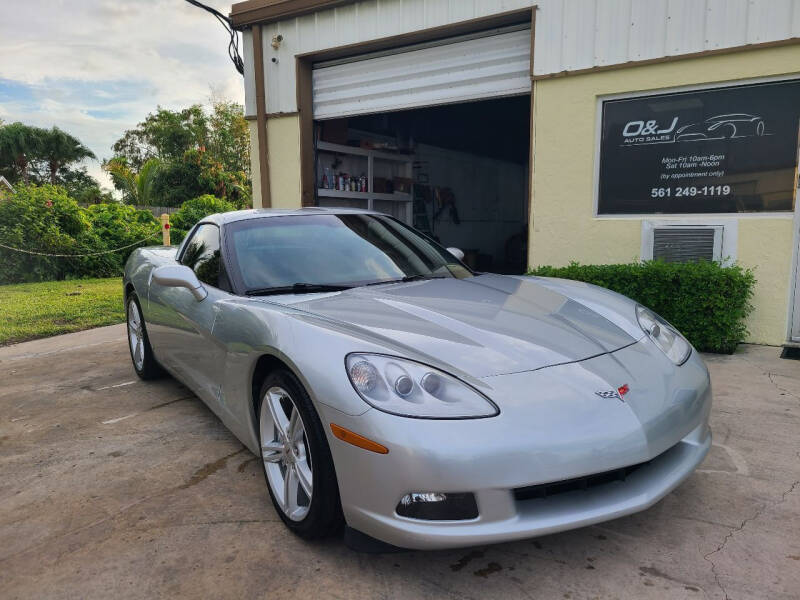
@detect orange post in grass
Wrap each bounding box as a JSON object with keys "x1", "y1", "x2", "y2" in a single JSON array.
[{"x1": 160, "y1": 213, "x2": 171, "y2": 246}]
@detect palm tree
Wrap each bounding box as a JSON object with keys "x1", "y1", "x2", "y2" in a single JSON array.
[
  {"x1": 104, "y1": 157, "x2": 162, "y2": 205},
  {"x1": 0, "y1": 122, "x2": 46, "y2": 183},
  {"x1": 40, "y1": 127, "x2": 96, "y2": 184}
]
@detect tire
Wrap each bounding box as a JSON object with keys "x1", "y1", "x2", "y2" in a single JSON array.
[
  {"x1": 126, "y1": 292, "x2": 163, "y2": 380},
  {"x1": 257, "y1": 369, "x2": 343, "y2": 539}
]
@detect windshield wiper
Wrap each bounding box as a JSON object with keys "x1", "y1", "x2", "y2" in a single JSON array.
[
  {"x1": 362, "y1": 274, "x2": 447, "y2": 287},
  {"x1": 245, "y1": 283, "x2": 353, "y2": 296}
]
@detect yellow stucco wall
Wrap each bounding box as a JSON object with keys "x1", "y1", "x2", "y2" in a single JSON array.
[
  {"x1": 531, "y1": 45, "x2": 800, "y2": 345},
  {"x1": 738, "y1": 218, "x2": 796, "y2": 344},
  {"x1": 267, "y1": 114, "x2": 302, "y2": 209},
  {"x1": 249, "y1": 115, "x2": 303, "y2": 209}
]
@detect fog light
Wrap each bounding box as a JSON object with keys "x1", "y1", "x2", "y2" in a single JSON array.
[{"x1": 395, "y1": 492, "x2": 479, "y2": 521}]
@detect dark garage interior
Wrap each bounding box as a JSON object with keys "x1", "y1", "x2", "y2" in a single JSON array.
[{"x1": 314, "y1": 95, "x2": 531, "y2": 273}]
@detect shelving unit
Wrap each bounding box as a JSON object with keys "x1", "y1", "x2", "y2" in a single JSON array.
[{"x1": 315, "y1": 141, "x2": 414, "y2": 223}]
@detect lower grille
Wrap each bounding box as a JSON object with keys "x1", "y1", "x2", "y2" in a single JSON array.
[{"x1": 513, "y1": 460, "x2": 648, "y2": 502}]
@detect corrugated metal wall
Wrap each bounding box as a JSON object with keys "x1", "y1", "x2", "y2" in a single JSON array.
[
  {"x1": 245, "y1": 0, "x2": 800, "y2": 116},
  {"x1": 536, "y1": 0, "x2": 800, "y2": 76}
]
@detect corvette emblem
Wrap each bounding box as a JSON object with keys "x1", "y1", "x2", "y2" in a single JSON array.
[{"x1": 596, "y1": 384, "x2": 630, "y2": 401}]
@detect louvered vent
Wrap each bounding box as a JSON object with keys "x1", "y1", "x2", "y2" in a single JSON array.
[{"x1": 652, "y1": 227, "x2": 716, "y2": 263}]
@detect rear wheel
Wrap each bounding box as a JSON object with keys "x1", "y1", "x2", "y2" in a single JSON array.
[
  {"x1": 257, "y1": 370, "x2": 343, "y2": 539},
  {"x1": 126, "y1": 292, "x2": 163, "y2": 380}
]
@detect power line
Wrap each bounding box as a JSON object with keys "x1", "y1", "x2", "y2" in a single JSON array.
[{"x1": 183, "y1": 0, "x2": 245, "y2": 76}]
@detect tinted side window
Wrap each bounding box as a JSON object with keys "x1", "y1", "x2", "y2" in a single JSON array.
[{"x1": 181, "y1": 224, "x2": 221, "y2": 287}]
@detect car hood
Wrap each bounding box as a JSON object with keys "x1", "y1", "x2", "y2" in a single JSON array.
[{"x1": 277, "y1": 273, "x2": 637, "y2": 378}]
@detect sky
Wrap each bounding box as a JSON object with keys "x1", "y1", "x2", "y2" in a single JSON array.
[{"x1": 0, "y1": 0, "x2": 245, "y2": 189}]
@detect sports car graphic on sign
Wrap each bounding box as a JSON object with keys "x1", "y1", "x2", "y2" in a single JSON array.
[
  {"x1": 123, "y1": 208, "x2": 711, "y2": 550},
  {"x1": 675, "y1": 113, "x2": 765, "y2": 141}
]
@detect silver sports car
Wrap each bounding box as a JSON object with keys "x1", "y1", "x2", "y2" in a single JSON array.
[{"x1": 123, "y1": 208, "x2": 711, "y2": 551}]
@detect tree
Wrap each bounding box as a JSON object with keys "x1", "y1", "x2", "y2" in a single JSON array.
[
  {"x1": 39, "y1": 127, "x2": 96, "y2": 184},
  {"x1": 112, "y1": 105, "x2": 208, "y2": 170},
  {"x1": 0, "y1": 122, "x2": 46, "y2": 184},
  {"x1": 104, "y1": 157, "x2": 162, "y2": 206},
  {"x1": 151, "y1": 148, "x2": 249, "y2": 208},
  {"x1": 59, "y1": 167, "x2": 115, "y2": 204},
  {"x1": 1, "y1": 122, "x2": 102, "y2": 198},
  {"x1": 207, "y1": 101, "x2": 250, "y2": 176},
  {"x1": 107, "y1": 101, "x2": 251, "y2": 208}
]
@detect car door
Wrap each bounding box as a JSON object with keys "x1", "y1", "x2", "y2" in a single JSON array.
[{"x1": 147, "y1": 222, "x2": 230, "y2": 407}]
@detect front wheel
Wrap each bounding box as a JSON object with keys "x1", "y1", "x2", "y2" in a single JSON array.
[
  {"x1": 258, "y1": 370, "x2": 343, "y2": 539},
  {"x1": 126, "y1": 292, "x2": 163, "y2": 380}
]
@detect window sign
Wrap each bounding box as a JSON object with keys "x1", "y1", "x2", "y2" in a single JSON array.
[{"x1": 598, "y1": 80, "x2": 800, "y2": 214}]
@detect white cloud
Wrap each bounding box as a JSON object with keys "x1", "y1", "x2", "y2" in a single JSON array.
[{"x1": 0, "y1": 0, "x2": 245, "y2": 189}]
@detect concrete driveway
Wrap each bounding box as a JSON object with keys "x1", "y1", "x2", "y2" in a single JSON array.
[{"x1": 1, "y1": 325, "x2": 798, "y2": 599}]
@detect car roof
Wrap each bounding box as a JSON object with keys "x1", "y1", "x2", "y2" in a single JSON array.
[{"x1": 200, "y1": 207, "x2": 382, "y2": 226}]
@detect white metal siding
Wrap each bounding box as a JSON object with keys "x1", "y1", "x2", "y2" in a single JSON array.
[
  {"x1": 536, "y1": 0, "x2": 800, "y2": 75},
  {"x1": 245, "y1": 0, "x2": 800, "y2": 116},
  {"x1": 311, "y1": 28, "x2": 531, "y2": 119}
]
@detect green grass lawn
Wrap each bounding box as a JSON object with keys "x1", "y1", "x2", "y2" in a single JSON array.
[{"x1": 0, "y1": 278, "x2": 124, "y2": 346}]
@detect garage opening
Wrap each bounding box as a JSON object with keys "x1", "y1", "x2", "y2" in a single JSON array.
[
  {"x1": 310, "y1": 25, "x2": 532, "y2": 274},
  {"x1": 313, "y1": 97, "x2": 530, "y2": 273}
]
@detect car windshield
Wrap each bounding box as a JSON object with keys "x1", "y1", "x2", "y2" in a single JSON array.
[{"x1": 227, "y1": 213, "x2": 472, "y2": 294}]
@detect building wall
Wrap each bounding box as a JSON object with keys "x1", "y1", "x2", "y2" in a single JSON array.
[
  {"x1": 530, "y1": 44, "x2": 800, "y2": 345},
  {"x1": 247, "y1": 120, "x2": 261, "y2": 207},
  {"x1": 266, "y1": 115, "x2": 302, "y2": 209},
  {"x1": 244, "y1": 0, "x2": 800, "y2": 116},
  {"x1": 248, "y1": 115, "x2": 303, "y2": 209}
]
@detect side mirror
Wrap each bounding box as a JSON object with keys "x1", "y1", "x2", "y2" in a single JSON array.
[
  {"x1": 446, "y1": 247, "x2": 465, "y2": 261},
  {"x1": 151, "y1": 265, "x2": 208, "y2": 301}
]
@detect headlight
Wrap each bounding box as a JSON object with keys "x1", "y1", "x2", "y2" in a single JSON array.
[
  {"x1": 345, "y1": 354, "x2": 499, "y2": 419},
  {"x1": 636, "y1": 305, "x2": 691, "y2": 365}
]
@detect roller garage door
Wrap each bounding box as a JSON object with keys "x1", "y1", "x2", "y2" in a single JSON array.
[{"x1": 312, "y1": 25, "x2": 532, "y2": 120}]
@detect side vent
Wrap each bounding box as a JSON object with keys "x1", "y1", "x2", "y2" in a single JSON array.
[{"x1": 651, "y1": 226, "x2": 722, "y2": 263}]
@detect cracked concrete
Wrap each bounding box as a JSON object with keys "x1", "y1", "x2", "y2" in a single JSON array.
[
  {"x1": 703, "y1": 479, "x2": 800, "y2": 599},
  {"x1": 1, "y1": 328, "x2": 798, "y2": 599}
]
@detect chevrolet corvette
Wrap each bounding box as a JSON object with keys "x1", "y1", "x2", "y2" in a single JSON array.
[{"x1": 122, "y1": 208, "x2": 711, "y2": 550}]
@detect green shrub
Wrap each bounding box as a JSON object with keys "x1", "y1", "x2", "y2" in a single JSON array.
[
  {"x1": 0, "y1": 184, "x2": 89, "y2": 283},
  {"x1": 0, "y1": 184, "x2": 159, "y2": 284},
  {"x1": 170, "y1": 194, "x2": 237, "y2": 243},
  {"x1": 528, "y1": 261, "x2": 755, "y2": 354},
  {"x1": 82, "y1": 203, "x2": 159, "y2": 274}
]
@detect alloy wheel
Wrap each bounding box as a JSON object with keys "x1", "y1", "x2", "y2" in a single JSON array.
[
  {"x1": 127, "y1": 300, "x2": 145, "y2": 371},
  {"x1": 260, "y1": 386, "x2": 314, "y2": 521}
]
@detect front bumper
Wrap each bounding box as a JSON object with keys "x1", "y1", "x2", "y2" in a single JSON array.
[
  {"x1": 342, "y1": 422, "x2": 709, "y2": 550},
  {"x1": 320, "y1": 340, "x2": 712, "y2": 550}
]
